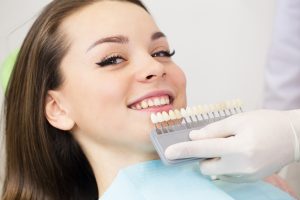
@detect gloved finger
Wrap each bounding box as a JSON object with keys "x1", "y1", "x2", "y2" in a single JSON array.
[
  {"x1": 217, "y1": 174, "x2": 257, "y2": 183},
  {"x1": 200, "y1": 158, "x2": 230, "y2": 176},
  {"x1": 189, "y1": 116, "x2": 239, "y2": 140},
  {"x1": 165, "y1": 137, "x2": 236, "y2": 160},
  {"x1": 201, "y1": 158, "x2": 264, "y2": 182}
]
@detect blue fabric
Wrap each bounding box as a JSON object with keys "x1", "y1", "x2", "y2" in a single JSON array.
[{"x1": 99, "y1": 160, "x2": 295, "y2": 200}]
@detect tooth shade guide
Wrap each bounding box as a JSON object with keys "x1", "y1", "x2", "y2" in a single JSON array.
[
  {"x1": 150, "y1": 99, "x2": 244, "y2": 165},
  {"x1": 150, "y1": 99, "x2": 243, "y2": 134}
]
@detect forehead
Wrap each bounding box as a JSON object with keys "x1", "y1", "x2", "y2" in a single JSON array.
[{"x1": 60, "y1": 1, "x2": 159, "y2": 51}]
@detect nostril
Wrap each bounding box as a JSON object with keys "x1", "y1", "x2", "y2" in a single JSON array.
[
  {"x1": 145, "y1": 73, "x2": 166, "y2": 80},
  {"x1": 146, "y1": 75, "x2": 155, "y2": 80}
]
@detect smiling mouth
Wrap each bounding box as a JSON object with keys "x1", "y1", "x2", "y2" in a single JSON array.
[{"x1": 128, "y1": 95, "x2": 174, "y2": 110}]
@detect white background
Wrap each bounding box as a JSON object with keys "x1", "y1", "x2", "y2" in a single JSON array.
[{"x1": 0, "y1": 0, "x2": 277, "y2": 194}]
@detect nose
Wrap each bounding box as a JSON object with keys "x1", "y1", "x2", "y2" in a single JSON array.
[{"x1": 135, "y1": 56, "x2": 167, "y2": 83}]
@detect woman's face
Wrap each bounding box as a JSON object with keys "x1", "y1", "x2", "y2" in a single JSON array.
[{"x1": 56, "y1": 1, "x2": 186, "y2": 151}]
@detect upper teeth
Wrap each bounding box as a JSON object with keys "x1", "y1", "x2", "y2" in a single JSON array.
[{"x1": 130, "y1": 95, "x2": 171, "y2": 110}]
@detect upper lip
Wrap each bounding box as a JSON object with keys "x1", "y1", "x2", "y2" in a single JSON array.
[{"x1": 127, "y1": 89, "x2": 175, "y2": 107}]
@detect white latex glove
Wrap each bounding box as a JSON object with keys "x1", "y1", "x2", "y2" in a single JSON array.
[{"x1": 165, "y1": 110, "x2": 300, "y2": 182}]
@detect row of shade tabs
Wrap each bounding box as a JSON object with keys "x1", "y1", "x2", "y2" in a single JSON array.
[{"x1": 150, "y1": 99, "x2": 243, "y2": 124}]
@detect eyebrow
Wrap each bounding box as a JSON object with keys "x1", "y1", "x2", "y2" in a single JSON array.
[
  {"x1": 86, "y1": 31, "x2": 166, "y2": 52},
  {"x1": 151, "y1": 31, "x2": 166, "y2": 41}
]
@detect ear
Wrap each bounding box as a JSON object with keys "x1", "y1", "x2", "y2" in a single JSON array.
[{"x1": 45, "y1": 91, "x2": 75, "y2": 131}]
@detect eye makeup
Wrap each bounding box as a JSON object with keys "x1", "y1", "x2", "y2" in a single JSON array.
[
  {"x1": 96, "y1": 54, "x2": 126, "y2": 67},
  {"x1": 152, "y1": 50, "x2": 175, "y2": 58}
]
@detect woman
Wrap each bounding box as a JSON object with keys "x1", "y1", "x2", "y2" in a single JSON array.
[
  {"x1": 3, "y1": 0, "x2": 185, "y2": 199},
  {"x1": 1, "y1": 0, "x2": 295, "y2": 199}
]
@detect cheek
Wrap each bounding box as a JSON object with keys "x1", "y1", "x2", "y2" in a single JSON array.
[
  {"x1": 64, "y1": 72, "x2": 129, "y2": 136},
  {"x1": 169, "y1": 65, "x2": 187, "y2": 107},
  {"x1": 176, "y1": 67, "x2": 187, "y2": 88},
  {"x1": 170, "y1": 65, "x2": 187, "y2": 92}
]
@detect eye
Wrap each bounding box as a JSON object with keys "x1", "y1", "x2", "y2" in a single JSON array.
[
  {"x1": 96, "y1": 55, "x2": 126, "y2": 67},
  {"x1": 152, "y1": 50, "x2": 175, "y2": 58}
]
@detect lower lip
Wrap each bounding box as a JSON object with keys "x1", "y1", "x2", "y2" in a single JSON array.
[{"x1": 131, "y1": 104, "x2": 173, "y2": 113}]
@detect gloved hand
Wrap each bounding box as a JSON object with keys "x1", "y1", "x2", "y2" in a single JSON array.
[{"x1": 165, "y1": 109, "x2": 300, "y2": 182}]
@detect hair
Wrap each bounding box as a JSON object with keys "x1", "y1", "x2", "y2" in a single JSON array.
[{"x1": 2, "y1": 0, "x2": 148, "y2": 199}]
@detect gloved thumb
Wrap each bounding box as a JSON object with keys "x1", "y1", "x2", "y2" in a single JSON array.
[{"x1": 190, "y1": 115, "x2": 239, "y2": 140}]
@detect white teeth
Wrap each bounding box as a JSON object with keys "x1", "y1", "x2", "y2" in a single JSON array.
[
  {"x1": 160, "y1": 97, "x2": 166, "y2": 105},
  {"x1": 130, "y1": 95, "x2": 171, "y2": 110},
  {"x1": 148, "y1": 99, "x2": 154, "y2": 107},
  {"x1": 141, "y1": 101, "x2": 148, "y2": 109},
  {"x1": 166, "y1": 97, "x2": 170, "y2": 104},
  {"x1": 154, "y1": 98, "x2": 160, "y2": 106},
  {"x1": 136, "y1": 103, "x2": 142, "y2": 110},
  {"x1": 131, "y1": 105, "x2": 137, "y2": 110}
]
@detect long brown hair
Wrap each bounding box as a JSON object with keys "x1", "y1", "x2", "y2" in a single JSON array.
[{"x1": 2, "y1": 0, "x2": 148, "y2": 199}]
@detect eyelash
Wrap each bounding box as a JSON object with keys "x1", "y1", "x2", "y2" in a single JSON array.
[
  {"x1": 96, "y1": 50, "x2": 175, "y2": 67},
  {"x1": 152, "y1": 49, "x2": 175, "y2": 58},
  {"x1": 96, "y1": 55, "x2": 125, "y2": 67}
]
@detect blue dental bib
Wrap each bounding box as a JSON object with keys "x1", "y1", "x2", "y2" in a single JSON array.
[{"x1": 99, "y1": 160, "x2": 294, "y2": 200}]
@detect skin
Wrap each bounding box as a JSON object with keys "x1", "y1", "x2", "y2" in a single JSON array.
[{"x1": 44, "y1": 1, "x2": 187, "y2": 196}]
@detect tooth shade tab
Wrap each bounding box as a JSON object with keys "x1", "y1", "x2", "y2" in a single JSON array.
[
  {"x1": 235, "y1": 98, "x2": 242, "y2": 107},
  {"x1": 151, "y1": 113, "x2": 158, "y2": 124},
  {"x1": 215, "y1": 103, "x2": 222, "y2": 111},
  {"x1": 225, "y1": 101, "x2": 233, "y2": 109},
  {"x1": 202, "y1": 104, "x2": 209, "y2": 113},
  {"x1": 156, "y1": 112, "x2": 164, "y2": 123},
  {"x1": 209, "y1": 104, "x2": 216, "y2": 112},
  {"x1": 192, "y1": 106, "x2": 199, "y2": 115},
  {"x1": 186, "y1": 107, "x2": 193, "y2": 116},
  {"x1": 180, "y1": 108, "x2": 188, "y2": 117},
  {"x1": 162, "y1": 111, "x2": 170, "y2": 121},
  {"x1": 220, "y1": 102, "x2": 227, "y2": 110},
  {"x1": 169, "y1": 110, "x2": 176, "y2": 120},
  {"x1": 197, "y1": 105, "x2": 203, "y2": 114},
  {"x1": 174, "y1": 109, "x2": 182, "y2": 119}
]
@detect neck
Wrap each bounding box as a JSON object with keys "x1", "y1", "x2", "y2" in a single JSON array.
[{"x1": 81, "y1": 142, "x2": 158, "y2": 196}]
